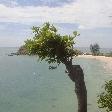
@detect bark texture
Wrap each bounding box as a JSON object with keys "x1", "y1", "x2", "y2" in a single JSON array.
[{"x1": 65, "y1": 61, "x2": 87, "y2": 112}]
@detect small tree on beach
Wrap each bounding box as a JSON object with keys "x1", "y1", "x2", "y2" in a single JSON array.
[
  {"x1": 98, "y1": 80, "x2": 112, "y2": 112},
  {"x1": 24, "y1": 23, "x2": 87, "y2": 112},
  {"x1": 90, "y1": 43, "x2": 100, "y2": 56}
]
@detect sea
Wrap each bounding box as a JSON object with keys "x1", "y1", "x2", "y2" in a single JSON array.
[{"x1": 0, "y1": 47, "x2": 112, "y2": 112}]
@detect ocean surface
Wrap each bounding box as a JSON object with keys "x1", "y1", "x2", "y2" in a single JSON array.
[{"x1": 0, "y1": 47, "x2": 112, "y2": 112}]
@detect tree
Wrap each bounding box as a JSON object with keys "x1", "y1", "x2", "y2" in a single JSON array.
[
  {"x1": 17, "y1": 45, "x2": 29, "y2": 55},
  {"x1": 97, "y1": 80, "x2": 112, "y2": 112},
  {"x1": 105, "y1": 51, "x2": 112, "y2": 57},
  {"x1": 24, "y1": 23, "x2": 87, "y2": 112},
  {"x1": 90, "y1": 43, "x2": 100, "y2": 56}
]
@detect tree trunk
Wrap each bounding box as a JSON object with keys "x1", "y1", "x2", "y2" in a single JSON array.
[{"x1": 65, "y1": 63, "x2": 87, "y2": 112}]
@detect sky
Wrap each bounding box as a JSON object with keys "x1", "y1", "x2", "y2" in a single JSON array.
[{"x1": 0, "y1": 0, "x2": 112, "y2": 48}]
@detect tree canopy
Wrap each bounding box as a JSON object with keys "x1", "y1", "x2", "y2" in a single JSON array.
[
  {"x1": 24, "y1": 22, "x2": 80, "y2": 64},
  {"x1": 22, "y1": 22, "x2": 87, "y2": 112},
  {"x1": 97, "y1": 80, "x2": 112, "y2": 112},
  {"x1": 90, "y1": 43, "x2": 100, "y2": 56}
]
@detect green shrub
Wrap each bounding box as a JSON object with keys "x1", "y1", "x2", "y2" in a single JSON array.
[{"x1": 98, "y1": 80, "x2": 112, "y2": 112}]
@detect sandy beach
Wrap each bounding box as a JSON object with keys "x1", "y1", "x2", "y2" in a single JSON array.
[
  {"x1": 78, "y1": 55, "x2": 112, "y2": 71},
  {"x1": 78, "y1": 55, "x2": 112, "y2": 62}
]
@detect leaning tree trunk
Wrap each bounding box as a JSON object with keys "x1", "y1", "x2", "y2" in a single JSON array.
[{"x1": 65, "y1": 63, "x2": 87, "y2": 112}]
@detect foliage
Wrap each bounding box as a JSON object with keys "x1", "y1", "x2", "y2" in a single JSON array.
[
  {"x1": 90, "y1": 43, "x2": 100, "y2": 56},
  {"x1": 97, "y1": 80, "x2": 112, "y2": 112},
  {"x1": 17, "y1": 45, "x2": 29, "y2": 55},
  {"x1": 74, "y1": 49, "x2": 83, "y2": 55},
  {"x1": 98, "y1": 52, "x2": 104, "y2": 56},
  {"x1": 24, "y1": 22, "x2": 80, "y2": 64},
  {"x1": 105, "y1": 52, "x2": 112, "y2": 57}
]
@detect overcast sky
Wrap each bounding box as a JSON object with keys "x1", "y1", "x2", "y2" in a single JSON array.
[{"x1": 0, "y1": 0, "x2": 112, "y2": 48}]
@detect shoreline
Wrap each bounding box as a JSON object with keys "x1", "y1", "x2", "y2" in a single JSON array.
[
  {"x1": 78, "y1": 55, "x2": 112, "y2": 62},
  {"x1": 78, "y1": 55, "x2": 112, "y2": 71}
]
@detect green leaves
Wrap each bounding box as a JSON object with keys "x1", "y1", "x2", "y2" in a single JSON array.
[
  {"x1": 97, "y1": 80, "x2": 112, "y2": 112},
  {"x1": 24, "y1": 23, "x2": 79, "y2": 64}
]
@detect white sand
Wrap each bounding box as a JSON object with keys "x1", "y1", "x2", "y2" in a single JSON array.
[
  {"x1": 78, "y1": 55, "x2": 112, "y2": 72},
  {"x1": 78, "y1": 55, "x2": 112, "y2": 62}
]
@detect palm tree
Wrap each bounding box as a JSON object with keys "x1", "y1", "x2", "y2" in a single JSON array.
[{"x1": 24, "y1": 23, "x2": 87, "y2": 112}]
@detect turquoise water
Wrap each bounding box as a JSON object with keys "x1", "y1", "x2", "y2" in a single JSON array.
[{"x1": 0, "y1": 48, "x2": 112, "y2": 112}]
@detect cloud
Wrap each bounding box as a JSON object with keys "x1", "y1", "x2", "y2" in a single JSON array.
[
  {"x1": 0, "y1": 0, "x2": 18, "y2": 7},
  {"x1": 0, "y1": 0, "x2": 112, "y2": 29},
  {"x1": 0, "y1": 0, "x2": 74, "y2": 7}
]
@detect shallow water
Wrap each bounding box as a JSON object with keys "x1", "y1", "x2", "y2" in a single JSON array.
[{"x1": 0, "y1": 48, "x2": 112, "y2": 112}]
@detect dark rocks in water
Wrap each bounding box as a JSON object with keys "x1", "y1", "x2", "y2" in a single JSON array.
[
  {"x1": 8, "y1": 52, "x2": 19, "y2": 56},
  {"x1": 8, "y1": 45, "x2": 29, "y2": 56},
  {"x1": 8, "y1": 54, "x2": 13, "y2": 56},
  {"x1": 11, "y1": 53, "x2": 19, "y2": 55},
  {"x1": 49, "y1": 66, "x2": 57, "y2": 70}
]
